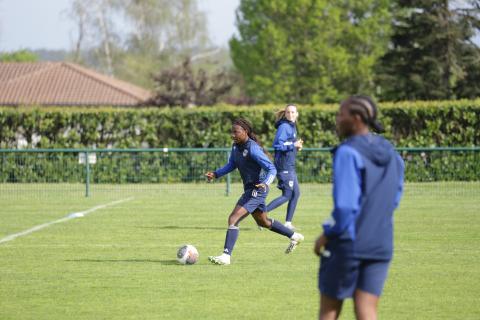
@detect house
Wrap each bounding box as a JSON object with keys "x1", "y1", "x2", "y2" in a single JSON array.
[{"x1": 0, "y1": 62, "x2": 151, "y2": 106}]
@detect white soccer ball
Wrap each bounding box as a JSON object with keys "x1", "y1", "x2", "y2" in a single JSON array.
[{"x1": 176, "y1": 244, "x2": 199, "y2": 265}]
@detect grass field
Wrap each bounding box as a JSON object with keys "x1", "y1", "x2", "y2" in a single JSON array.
[{"x1": 1, "y1": 182, "x2": 479, "y2": 319}]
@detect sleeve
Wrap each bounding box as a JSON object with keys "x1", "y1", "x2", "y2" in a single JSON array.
[
  {"x1": 393, "y1": 153, "x2": 405, "y2": 209},
  {"x1": 323, "y1": 146, "x2": 363, "y2": 239},
  {"x1": 214, "y1": 147, "x2": 237, "y2": 178},
  {"x1": 250, "y1": 144, "x2": 277, "y2": 185},
  {"x1": 272, "y1": 124, "x2": 295, "y2": 152}
]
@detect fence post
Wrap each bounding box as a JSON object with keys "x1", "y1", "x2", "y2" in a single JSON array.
[
  {"x1": 85, "y1": 152, "x2": 90, "y2": 197},
  {"x1": 226, "y1": 150, "x2": 231, "y2": 197}
]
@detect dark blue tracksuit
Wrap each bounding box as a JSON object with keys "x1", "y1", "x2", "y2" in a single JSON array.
[
  {"x1": 266, "y1": 119, "x2": 300, "y2": 222},
  {"x1": 319, "y1": 133, "x2": 404, "y2": 299},
  {"x1": 213, "y1": 139, "x2": 293, "y2": 256},
  {"x1": 215, "y1": 138, "x2": 276, "y2": 213}
]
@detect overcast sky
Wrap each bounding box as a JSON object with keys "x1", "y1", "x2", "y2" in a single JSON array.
[{"x1": 0, "y1": 0, "x2": 240, "y2": 51}]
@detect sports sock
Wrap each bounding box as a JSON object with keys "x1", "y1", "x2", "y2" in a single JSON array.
[
  {"x1": 269, "y1": 218, "x2": 294, "y2": 238},
  {"x1": 223, "y1": 225, "x2": 239, "y2": 255}
]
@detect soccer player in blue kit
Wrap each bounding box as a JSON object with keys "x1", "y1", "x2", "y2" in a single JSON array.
[
  {"x1": 314, "y1": 96, "x2": 404, "y2": 319},
  {"x1": 266, "y1": 104, "x2": 303, "y2": 230},
  {"x1": 206, "y1": 118, "x2": 304, "y2": 265}
]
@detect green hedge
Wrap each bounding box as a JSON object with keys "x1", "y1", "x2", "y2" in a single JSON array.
[
  {"x1": 1, "y1": 100, "x2": 479, "y2": 149},
  {"x1": 0, "y1": 100, "x2": 478, "y2": 183}
]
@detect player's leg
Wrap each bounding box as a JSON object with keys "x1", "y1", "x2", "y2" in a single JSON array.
[
  {"x1": 252, "y1": 210, "x2": 304, "y2": 253},
  {"x1": 285, "y1": 174, "x2": 300, "y2": 229},
  {"x1": 353, "y1": 260, "x2": 390, "y2": 320},
  {"x1": 209, "y1": 205, "x2": 249, "y2": 265},
  {"x1": 319, "y1": 294, "x2": 343, "y2": 320},
  {"x1": 266, "y1": 173, "x2": 293, "y2": 212},
  {"x1": 353, "y1": 290, "x2": 379, "y2": 320},
  {"x1": 319, "y1": 252, "x2": 358, "y2": 318}
]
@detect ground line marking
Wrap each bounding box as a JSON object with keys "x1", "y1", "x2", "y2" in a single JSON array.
[{"x1": 0, "y1": 197, "x2": 134, "y2": 245}]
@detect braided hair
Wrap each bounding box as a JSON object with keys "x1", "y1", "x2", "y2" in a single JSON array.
[
  {"x1": 233, "y1": 118, "x2": 270, "y2": 156},
  {"x1": 344, "y1": 95, "x2": 384, "y2": 133}
]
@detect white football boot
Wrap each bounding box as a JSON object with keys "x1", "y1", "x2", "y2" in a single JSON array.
[
  {"x1": 285, "y1": 232, "x2": 304, "y2": 254},
  {"x1": 208, "y1": 253, "x2": 231, "y2": 265}
]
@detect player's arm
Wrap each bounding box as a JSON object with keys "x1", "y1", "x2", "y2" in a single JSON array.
[
  {"x1": 272, "y1": 124, "x2": 295, "y2": 152},
  {"x1": 206, "y1": 147, "x2": 236, "y2": 181},
  {"x1": 393, "y1": 153, "x2": 405, "y2": 209},
  {"x1": 250, "y1": 144, "x2": 276, "y2": 189},
  {"x1": 322, "y1": 146, "x2": 363, "y2": 239}
]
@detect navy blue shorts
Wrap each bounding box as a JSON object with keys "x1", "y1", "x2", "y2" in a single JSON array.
[
  {"x1": 237, "y1": 187, "x2": 268, "y2": 213},
  {"x1": 319, "y1": 252, "x2": 391, "y2": 299}
]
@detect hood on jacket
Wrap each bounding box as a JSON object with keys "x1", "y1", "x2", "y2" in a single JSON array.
[
  {"x1": 275, "y1": 119, "x2": 294, "y2": 129},
  {"x1": 347, "y1": 134, "x2": 394, "y2": 166}
]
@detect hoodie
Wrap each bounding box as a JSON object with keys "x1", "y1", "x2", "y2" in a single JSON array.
[
  {"x1": 323, "y1": 134, "x2": 404, "y2": 260},
  {"x1": 215, "y1": 138, "x2": 276, "y2": 191},
  {"x1": 272, "y1": 119, "x2": 298, "y2": 171}
]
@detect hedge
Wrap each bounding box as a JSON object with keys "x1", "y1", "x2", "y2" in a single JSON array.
[
  {"x1": 0, "y1": 100, "x2": 478, "y2": 183},
  {"x1": 0, "y1": 100, "x2": 479, "y2": 149}
]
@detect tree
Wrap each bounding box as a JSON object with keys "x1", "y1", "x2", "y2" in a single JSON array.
[
  {"x1": 376, "y1": 0, "x2": 480, "y2": 101},
  {"x1": 0, "y1": 50, "x2": 38, "y2": 62},
  {"x1": 230, "y1": 0, "x2": 392, "y2": 104},
  {"x1": 67, "y1": 0, "x2": 211, "y2": 88},
  {"x1": 149, "y1": 58, "x2": 234, "y2": 107}
]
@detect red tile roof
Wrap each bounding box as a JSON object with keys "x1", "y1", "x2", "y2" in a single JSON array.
[{"x1": 0, "y1": 62, "x2": 152, "y2": 106}]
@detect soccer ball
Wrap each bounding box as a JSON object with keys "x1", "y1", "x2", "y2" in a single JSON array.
[{"x1": 176, "y1": 244, "x2": 199, "y2": 265}]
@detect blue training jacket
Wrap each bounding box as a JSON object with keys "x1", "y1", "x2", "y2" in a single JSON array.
[
  {"x1": 214, "y1": 138, "x2": 276, "y2": 191},
  {"x1": 323, "y1": 134, "x2": 404, "y2": 260},
  {"x1": 272, "y1": 119, "x2": 298, "y2": 171}
]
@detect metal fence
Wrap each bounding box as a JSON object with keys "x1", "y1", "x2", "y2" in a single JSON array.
[{"x1": 0, "y1": 147, "x2": 479, "y2": 198}]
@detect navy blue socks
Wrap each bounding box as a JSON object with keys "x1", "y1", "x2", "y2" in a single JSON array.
[
  {"x1": 223, "y1": 225, "x2": 239, "y2": 255},
  {"x1": 269, "y1": 219, "x2": 294, "y2": 238}
]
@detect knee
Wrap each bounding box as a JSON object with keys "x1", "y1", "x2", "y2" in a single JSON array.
[
  {"x1": 255, "y1": 216, "x2": 271, "y2": 228},
  {"x1": 283, "y1": 188, "x2": 294, "y2": 200},
  {"x1": 228, "y1": 216, "x2": 239, "y2": 226}
]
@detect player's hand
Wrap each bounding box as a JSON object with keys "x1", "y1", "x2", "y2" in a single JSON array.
[
  {"x1": 295, "y1": 139, "x2": 303, "y2": 151},
  {"x1": 314, "y1": 234, "x2": 328, "y2": 256},
  {"x1": 255, "y1": 183, "x2": 267, "y2": 191},
  {"x1": 205, "y1": 172, "x2": 216, "y2": 182}
]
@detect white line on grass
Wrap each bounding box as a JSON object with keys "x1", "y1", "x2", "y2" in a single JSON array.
[{"x1": 0, "y1": 197, "x2": 133, "y2": 245}]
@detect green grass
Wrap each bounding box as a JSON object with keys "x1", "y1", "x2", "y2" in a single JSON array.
[{"x1": 1, "y1": 182, "x2": 479, "y2": 319}]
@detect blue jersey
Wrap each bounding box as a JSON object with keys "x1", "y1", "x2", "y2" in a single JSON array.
[
  {"x1": 272, "y1": 119, "x2": 298, "y2": 171},
  {"x1": 323, "y1": 134, "x2": 404, "y2": 260},
  {"x1": 215, "y1": 139, "x2": 276, "y2": 191}
]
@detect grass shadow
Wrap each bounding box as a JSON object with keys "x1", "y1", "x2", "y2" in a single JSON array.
[
  {"x1": 66, "y1": 259, "x2": 179, "y2": 265},
  {"x1": 136, "y1": 225, "x2": 253, "y2": 231}
]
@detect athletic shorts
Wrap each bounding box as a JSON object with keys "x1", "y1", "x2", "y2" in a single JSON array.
[
  {"x1": 237, "y1": 187, "x2": 269, "y2": 213},
  {"x1": 319, "y1": 252, "x2": 391, "y2": 299},
  {"x1": 276, "y1": 170, "x2": 297, "y2": 191}
]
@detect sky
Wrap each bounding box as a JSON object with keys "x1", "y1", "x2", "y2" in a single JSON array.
[{"x1": 0, "y1": 0, "x2": 240, "y2": 51}]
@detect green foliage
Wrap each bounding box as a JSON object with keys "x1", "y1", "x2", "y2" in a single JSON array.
[
  {"x1": 0, "y1": 100, "x2": 479, "y2": 183},
  {"x1": 376, "y1": 0, "x2": 480, "y2": 101},
  {"x1": 0, "y1": 50, "x2": 38, "y2": 62},
  {"x1": 230, "y1": 0, "x2": 392, "y2": 103},
  {"x1": 0, "y1": 100, "x2": 479, "y2": 149}
]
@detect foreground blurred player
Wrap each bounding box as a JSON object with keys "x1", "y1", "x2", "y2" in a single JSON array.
[
  {"x1": 205, "y1": 118, "x2": 304, "y2": 265},
  {"x1": 314, "y1": 96, "x2": 404, "y2": 320},
  {"x1": 266, "y1": 104, "x2": 303, "y2": 230}
]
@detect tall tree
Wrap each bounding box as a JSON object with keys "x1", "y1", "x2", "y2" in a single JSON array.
[
  {"x1": 68, "y1": 0, "x2": 121, "y2": 75},
  {"x1": 68, "y1": 0, "x2": 211, "y2": 87},
  {"x1": 376, "y1": 0, "x2": 480, "y2": 100},
  {"x1": 230, "y1": 0, "x2": 392, "y2": 103}
]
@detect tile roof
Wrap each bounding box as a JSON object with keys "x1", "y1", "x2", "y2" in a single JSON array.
[{"x1": 0, "y1": 62, "x2": 152, "y2": 106}]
